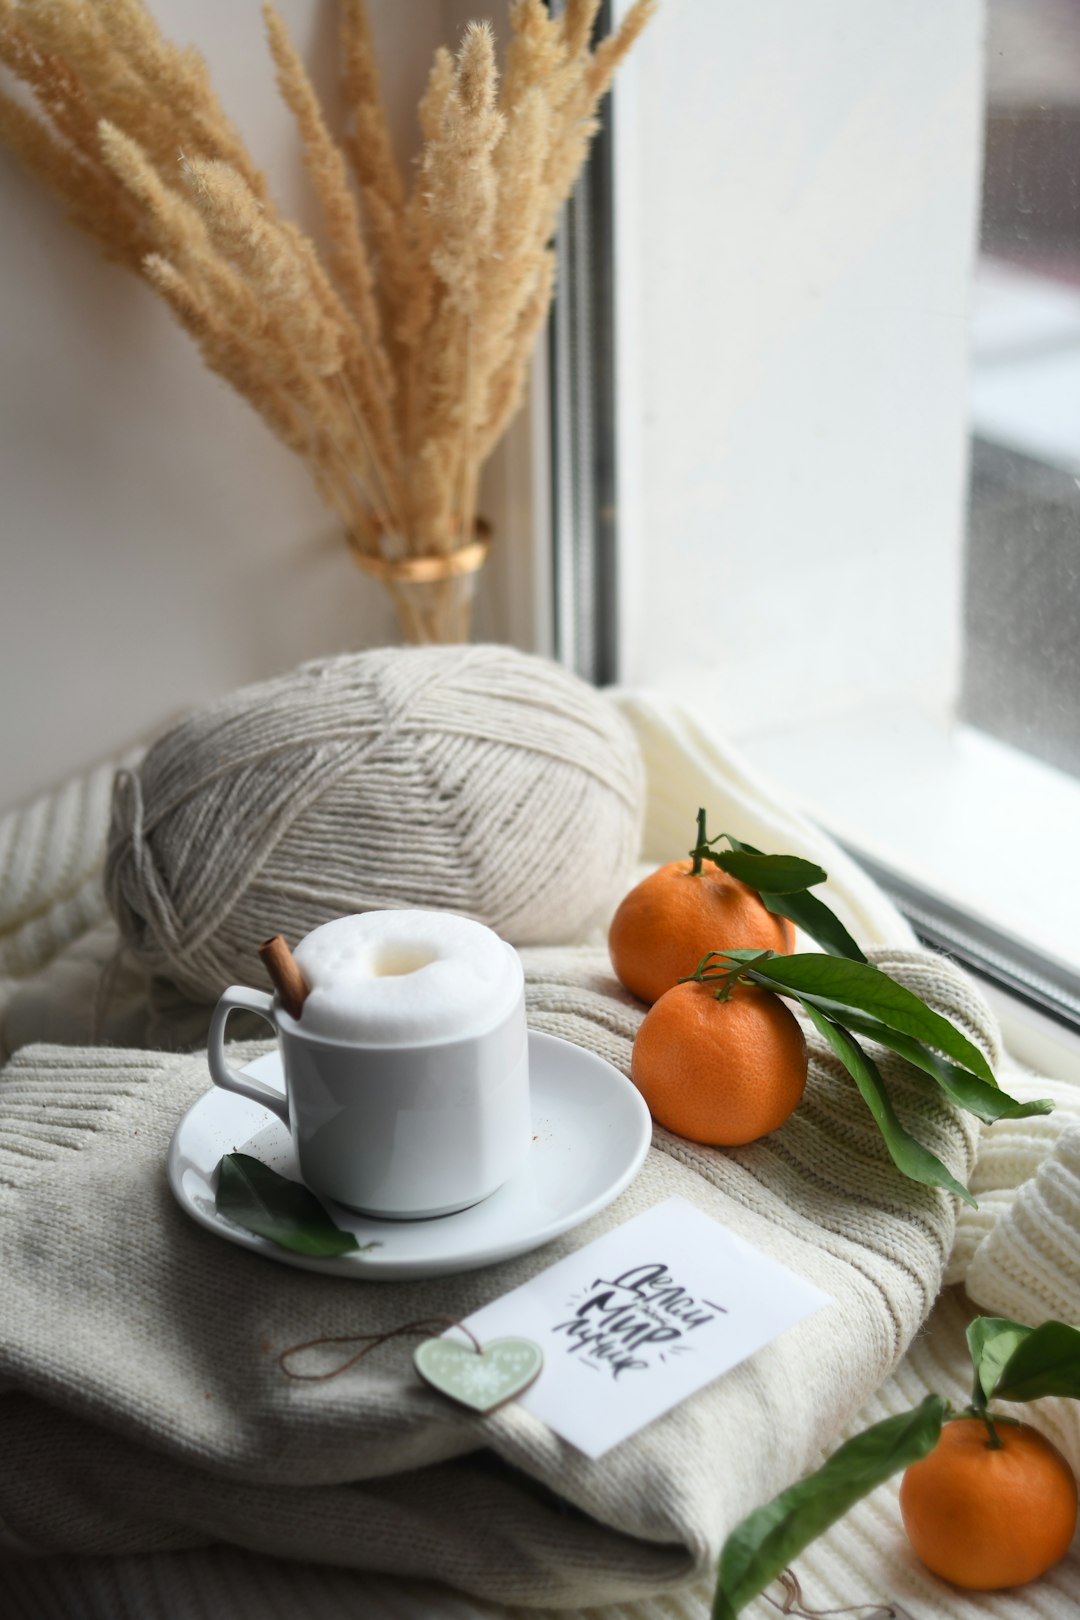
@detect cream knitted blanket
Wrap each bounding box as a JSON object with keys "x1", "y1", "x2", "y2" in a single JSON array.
[
  {"x1": 2, "y1": 694, "x2": 1079, "y2": 1618},
  {"x1": 0, "y1": 942, "x2": 989, "y2": 1608}
]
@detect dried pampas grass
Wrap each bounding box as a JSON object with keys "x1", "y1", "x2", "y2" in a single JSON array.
[{"x1": 0, "y1": 0, "x2": 655, "y2": 641}]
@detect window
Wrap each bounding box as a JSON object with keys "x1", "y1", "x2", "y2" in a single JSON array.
[{"x1": 557, "y1": 0, "x2": 1080, "y2": 1049}]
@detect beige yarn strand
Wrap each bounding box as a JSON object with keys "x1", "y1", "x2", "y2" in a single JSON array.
[{"x1": 105, "y1": 647, "x2": 645, "y2": 1000}]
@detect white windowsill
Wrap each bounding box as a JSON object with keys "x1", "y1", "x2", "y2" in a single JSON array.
[
  {"x1": 979, "y1": 980, "x2": 1080, "y2": 1089},
  {"x1": 733, "y1": 698, "x2": 1080, "y2": 980}
]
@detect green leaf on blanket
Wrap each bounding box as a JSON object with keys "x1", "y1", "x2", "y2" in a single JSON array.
[
  {"x1": 803, "y1": 1008, "x2": 1053, "y2": 1124},
  {"x1": 800, "y1": 1006, "x2": 977, "y2": 1206},
  {"x1": 737, "y1": 953, "x2": 996, "y2": 1085},
  {"x1": 988, "y1": 1321, "x2": 1080, "y2": 1404},
  {"x1": 712, "y1": 1395, "x2": 947, "y2": 1620},
  {"x1": 216, "y1": 1153, "x2": 373, "y2": 1257},
  {"x1": 967, "y1": 1317, "x2": 1034, "y2": 1407},
  {"x1": 759, "y1": 885, "x2": 868, "y2": 963}
]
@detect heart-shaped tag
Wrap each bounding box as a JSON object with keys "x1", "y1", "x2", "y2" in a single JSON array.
[{"x1": 414, "y1": 1335, "x2": 543, "y2": 1414}]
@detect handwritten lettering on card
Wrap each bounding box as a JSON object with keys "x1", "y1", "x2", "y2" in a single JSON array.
[
  {"x1": 459, "y1": 1196, "x2": 831, "y2": 1458},
  {"x1": 552, "y1": 1262, "x2": 727, "y2": 1378}
]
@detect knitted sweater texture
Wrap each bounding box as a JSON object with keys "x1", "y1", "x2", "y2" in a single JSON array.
[{"x1": 0, "y1": 946, "x2": 988, "y2": 1609}]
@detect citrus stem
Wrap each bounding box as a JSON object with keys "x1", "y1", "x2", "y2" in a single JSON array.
[
  {"x1": 980, "y1": 1409, "x2": 1005, "y2": 1450},
  {"x1": 690, "y1": 807, "x2": 707, "y2": 875},
  {"x1": 679, "y1": 951, "x2": 775, "y2": 994},
  {"x1": 678, "y1": 949, "x2": 751, "y2": 1002}
]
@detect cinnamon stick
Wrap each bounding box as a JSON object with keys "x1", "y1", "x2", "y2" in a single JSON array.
[{"x1": 258, "y1": 935, "x2": 309, "y2": 1020}]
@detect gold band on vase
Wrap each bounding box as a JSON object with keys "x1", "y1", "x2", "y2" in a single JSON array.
[{"x1": 349, "y1": 518, "x2": 492, "y2": 585}]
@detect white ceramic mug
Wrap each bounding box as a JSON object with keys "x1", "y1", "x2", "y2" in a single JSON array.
[{"x1": 207, "y1": 977, "x2": 531, "y2": 1219}]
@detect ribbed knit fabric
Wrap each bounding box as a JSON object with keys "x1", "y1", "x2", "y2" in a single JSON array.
[
  {"x1": 0, "y1": 945, "x2": 984, "y2": 1610},
  {"x1": 3, "y1": 692, "x2": 1079, "y2": 1619},
  {"x1": 7, "y1": 1292, "x2": 1078, "y2": 1620},
  {"x1": 967, "y1": 1123, "x2": 1080, "y2": 1326},
  {"x1": 0, "y1": 752, "x2": 137, "y2": 981},
  {"x1": 944, "y1": 1070, "x2": 1080, "y2": 1287}
]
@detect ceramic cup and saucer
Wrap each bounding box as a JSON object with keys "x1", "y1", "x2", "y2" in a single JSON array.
[{"x1": 167, "y1": 912, "x2": 652, "y2": 1280}]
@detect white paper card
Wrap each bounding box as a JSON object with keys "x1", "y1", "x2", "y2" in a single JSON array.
[{"x1": 458, "y1": 1195, "x2": 832, "y2": 1458}]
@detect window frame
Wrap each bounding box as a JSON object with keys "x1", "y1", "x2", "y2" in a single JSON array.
[{"x1": 548, "y1": 0, "x2": 620, "y2": 685}]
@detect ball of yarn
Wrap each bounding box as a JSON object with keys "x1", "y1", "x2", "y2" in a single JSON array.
[{"x1": 106, "y1": 645, "x2": 644, "y2": 1002}]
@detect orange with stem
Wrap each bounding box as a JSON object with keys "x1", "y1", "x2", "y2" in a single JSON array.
[
  {"x1": 631, "y1": 975, "x2": 807, "y2": 1146},
  {"x1": 610, "y1": 811, "x2": 794, "y2": 1006},
  {"x1": 900, "y1": 1415, "x2": 1078, "y2": 1590}
]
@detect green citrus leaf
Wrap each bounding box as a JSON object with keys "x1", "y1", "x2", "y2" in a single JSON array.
[
  {"x1": 992, "y1": 1320, "x2": 1080, "y2": 1404},
  {"x1": 716, "y1": 949, "x2": 780, "y2": 963},
  {"x1": 801, "y1": 1006, "x2": 976, "y2": 1206},
  {"x1": 709, "y1": 849, "x2": 827, "y2": 894},
  {"x1": 719, "y1": 836, "x2": 866, "y2": 961},
  {"x1": 759, "y1": 886, "x2": 868, "y2": 963},
  {"x1": 799, "y1": 1007, "x2": 1052, "y2": 1124},
  {"x1": 712, "y1": 1396, "x2": 946, "y2": 1620},
  {"x1": 216, "y1": 1152, "x2": 367, "y2": 1257},
  {"x1": 966, "y1": 1317, "x2": 1034, "y2": 1407},
  {"x1": 742, "y1": 954, "x2": 996, "y2": 1085}
]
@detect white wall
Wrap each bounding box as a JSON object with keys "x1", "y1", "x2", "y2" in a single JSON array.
[
  {"x1": 1, "y1": 0, "x2": 985, "y2": 809},
  {"x1": 0, "y1": 1, "x2": 544, "y2": 812},
  {"x1": 614, "y1": 0, "x2": 984, "y2": 738}
]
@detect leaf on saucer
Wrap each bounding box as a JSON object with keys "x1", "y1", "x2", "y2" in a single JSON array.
[{"x1": 215, "y1": 1152, "x2": 377, "y2": 1257}]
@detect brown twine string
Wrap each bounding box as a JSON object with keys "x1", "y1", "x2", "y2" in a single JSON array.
[
  {"x1": 278, "y1": 1315, "x2": 483, "y2": 1382},
  {"x1": 765, "y1": 1569, "x2": 911, "y2": 1620}
]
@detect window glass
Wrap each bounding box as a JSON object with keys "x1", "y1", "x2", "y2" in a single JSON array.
[
  {"x1": 963, "y1": 0, "x2": 1080, "y2": 778},
  {"x1": 720, "y1": 0, "x2": 1080, "y2": 979}
]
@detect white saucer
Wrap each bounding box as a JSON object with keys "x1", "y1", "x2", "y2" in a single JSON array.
[{"x1": 167, "y1": 1030, "x2": 652, "y2": 1280}]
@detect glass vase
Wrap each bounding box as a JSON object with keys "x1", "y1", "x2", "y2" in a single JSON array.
[{"x1": 350, "y1": 522, "x2": 491, "y2": 646}]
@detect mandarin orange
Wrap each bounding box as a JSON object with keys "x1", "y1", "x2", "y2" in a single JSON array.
[
  {"x1": 609, "y1": 859, "x2": 795, "y2": 1006},
  {"x1": 899, "y1": 1417, "x2": 1078, "y2": 1590},
  {"x1": 630, "y1": 979, "x2": 807, "y2": 1145}
]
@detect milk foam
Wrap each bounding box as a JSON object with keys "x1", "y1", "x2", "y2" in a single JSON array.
[{"x1": 292, "y1": 910, "x2": 523, "y2": 1044}]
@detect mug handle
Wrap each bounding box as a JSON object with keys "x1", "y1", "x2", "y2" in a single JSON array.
[{"x1": 207, "y1": 985, "x2": 289, "y2": 1127}]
